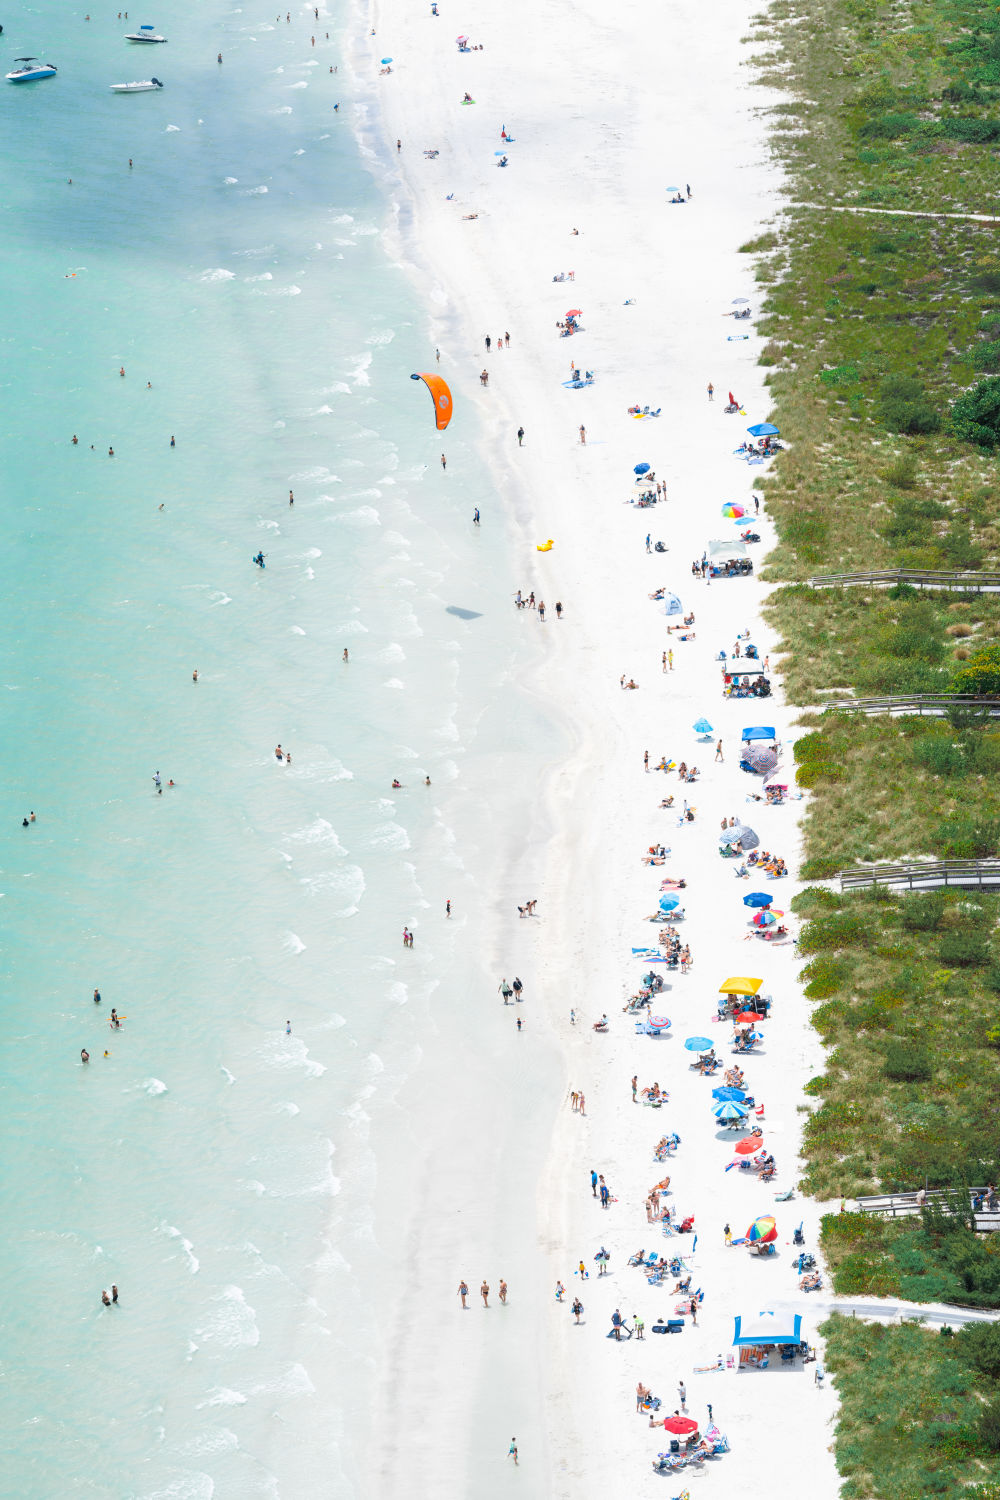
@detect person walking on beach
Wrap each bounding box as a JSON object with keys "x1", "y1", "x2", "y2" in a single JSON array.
[
  {"x1": 508, "y1": 1438, "x2": 518, "y2": 1466},
  {"x1": 499, "y1": 1279, "x2": 508, "y2": 1304},
  {"x1": 678, "y1": 1381, "x2": 687, "y2": 1410},
  {"x1": 440, "y1": 453, "x2": 446, "y2": 470},
  {"x1": 473, "y1": 508, "x2": 480, "y2": 524},
  {"x1": 555, "y1": 601, "x2": 562, "y2": 619},
  {"x1": 644, "y1": 751, "x2": 649, "y2": 773},
  {"x1": 715, "y1": 739, "x2": 724, "y2": 762},
  {"x1": 458, "y1": 1279, "x2": 469, "y2": 1308},
  {"x1": 517, "y1": 425, "x2": 524, "y2": 446},
  {"x1": 571, "y1": 1090, "x2": 579, "y2": 1111},
  {"x1": 591, "y1": 1168, "x2": 598, "y2": 1196},
  {"x1": 634, "y1": 1313, "x2": 645, "y2": 1339},
  {"x1": 499, "y1": 978, "x2": 513, "y2": 1004},
  {"x1": 485, "y1": 335, "x2": 491, "y2": 352},
  {"x1": 579, "y1": 424, "x2": 586, "y2": 445},
  {"x1": 481, "y1": 1280, "x2": 490, "y2": 1307},
  {"x1": 572, "y1": 1297, "x2": 583, "y2": 1323},
  {"x1": 707, "y1": 382, "x2": 714, "y2": 401},
  {"x1": 662, "y1": 651, "x2": 667, "y2": 673},
  {"x1": 632, "y1": 1074, "x2": 638, "y2": 1101},
  {"x1": 724, "y1": 1222, "x2": 732, "y2": 1245},
  {"x1": 667, "y1": 649, "x2": 674, "y2": 671},
  {"x1": 516, "y1": 1016, "x2": 522, "y2": 1031},
  {"x1": 578, "y1": 1092, "x2": 585, "y2": 1114}
]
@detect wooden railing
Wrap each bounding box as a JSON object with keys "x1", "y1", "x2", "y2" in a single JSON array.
[
  {"x1": 839, "y1": 860, "x2": 1000, "y2": 892},
  {"x1": 856, "y1": 1188, "x2": 1000, "y2": 1232},
  {"x1": 823, "y1": 695, "x2": 1000, "y2": 717},
  {"x1": 807, "y1": 569, "x2": 1000, "y2": 592}
]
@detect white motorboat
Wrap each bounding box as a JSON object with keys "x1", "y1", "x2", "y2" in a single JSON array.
[
  {"x1": 6, "y1": 56, "x2": 58, "y2": 82},
  {"x1": 110, "y1": 77, "x2": 164, "y2": 91},
  {"x1": 125, "y1": 24, "x2": 167, "y2": 42}
]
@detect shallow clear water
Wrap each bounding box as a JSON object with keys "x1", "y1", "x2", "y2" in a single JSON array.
[{"x1": 0, "y1": 5, "x2": 562, "y2": 1495}]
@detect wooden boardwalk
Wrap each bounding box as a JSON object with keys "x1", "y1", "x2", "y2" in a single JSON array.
[
  {"x1": 839, "y1": 861, "x2": 1000, "y2": 893},
  {"x1": 856, "y1": 1188, "x2": 1000, "y2": 1233}
]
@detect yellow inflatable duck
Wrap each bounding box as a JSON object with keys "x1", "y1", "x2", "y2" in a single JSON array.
[{"x1": 536, "y1": 539, "x2": 554, "y2": 552}]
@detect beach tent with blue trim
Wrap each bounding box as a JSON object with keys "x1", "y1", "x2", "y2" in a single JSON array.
[
  {"x1": 741, "y1": 726, "x2": 775, "y2": 741},
  {"x1": 732, "y1": 1310, "x2": 802, "y2": 1346}
]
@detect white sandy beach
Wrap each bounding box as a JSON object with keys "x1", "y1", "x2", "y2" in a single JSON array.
[{"x1": 356, "y1": 0, "x2": 844, "y2": 1491}]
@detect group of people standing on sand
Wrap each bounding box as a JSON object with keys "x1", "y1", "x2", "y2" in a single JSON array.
[{"x1": 457, "y1": 1278, "x2": 507, "y2": 1308}]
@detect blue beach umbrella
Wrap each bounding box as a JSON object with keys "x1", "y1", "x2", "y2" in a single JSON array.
[
  {"x1": 693, "y1": 717, "x2": 713, "y2": 735},
  {"x1": 712, "y1": 1086, "x2": 748, "y2": 1102},
  {"x1": 713, "y1": 1101, "x2": 749, "y2": 1120},
  {"x1": 634, "y1": 462, "x2": 651, "y2": 475},
  {"x1": 685, "y1": 1036, "x2": 714, "y2": 1052},
  {"x1": 742, "y1": 892, "x2": 773, "y2": 909},
  {"x1": 663, "y1": 593, "x2": 683, "y2": 616},
  {"x1": 659, "y1": 895, "x2": 680, "y2": 912},
  {"x1": 381, "y1": 56, "x2": 393, "y2": 63},
  {"x1": 747, "y1": 422, "x2": 779, "y2": 438}
]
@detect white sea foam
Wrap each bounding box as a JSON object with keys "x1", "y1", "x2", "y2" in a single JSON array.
[
  {"x1": 366, "y1": 822, "x2": 411, "y2": 851},
  {"x1": 165, "y1": 124, "x2": 181, "y2": 133},
  {"x1": 178, "y1": 1429, "x2": 239, "y2": 1459},
  {"x1": 276, "y1": 1102, "x2": 300, "y2": 1116},
  {"x1": 275, "y1": 286, "x2": 302, "y2": 296},
  {"x1": 383, "y1": 678, "x2": 405, "y2": 691},
  {"x1": 195, "y1": 1286, "x2": 260, "y2": 1349},
  {"x1": 332, "y1": 506, "x2": 380, "y2": 527},
  {"x1": 245, "y1": 185, "x2": 269, "y2": 195},
  {"x1": 365, "y1": 328, "x2": 395, "y2": 346},
  {"x1": 332, "y1": 213, "x2": 354, "y2": 224},
  {"x1": 138, "y1": 1471, "x2": 214, "y2": 1500},
  {"x1": 388, "y1": 982, "x2": 408, "y2": 1006},
  {"x1": 159, "y1": 1222, "x2": 200, "y2": 1274},
  {"x1": 349, "y1": 352, "x2": 372, "y2": 386},
  {"x1": 198, "y1": 269, "x2": 235, "y2": 283},
  {"x1": 282, "y1": 932, "x2": 306, "y2": 954},
  {"x1": 289, "y1": 81, "x2": 308, "y2": 90},
  {"x1": 287, "y1": 817, "x2": 344, "y2": 851},
  {"x1": 223, "y1": 176, "x2": 238, "y2": 185},
  {"x1": 142, "y1": 1078, "x2": 168, "y2": 1096},
  {"x1": 196, "y1": 1388, "x2": 248, "y2": 1410},
  {"x1": 245, "y1": 272, "x2": 273, "y2": 282},
  {"x1": 250, "y1": 1364, "x2": 316, "y2": 1399},
  {"x1": 272, "y1": 105, "x2": 293, "y2": 115},
  {"x1": 220, "y1": 1066, "x2": 235, "y2": 1086}
]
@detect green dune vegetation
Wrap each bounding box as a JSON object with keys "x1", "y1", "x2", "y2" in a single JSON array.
[{"x1": 747, "y1": 0, "x2": 1000, "y2": 1487}]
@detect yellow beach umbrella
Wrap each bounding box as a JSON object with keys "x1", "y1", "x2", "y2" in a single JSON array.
[{"x1": 718, "y1": 976, "x2": 762, "y2": 996}]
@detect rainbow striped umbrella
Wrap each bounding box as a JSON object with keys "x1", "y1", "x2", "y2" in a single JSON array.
[{"x1": 747, "y1": 1215, "x2": 777, "y2": 1243}]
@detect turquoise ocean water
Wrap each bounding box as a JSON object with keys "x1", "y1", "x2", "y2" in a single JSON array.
[{"x1": 0, "y1": 5, "x2": 562, "y2": 1494}]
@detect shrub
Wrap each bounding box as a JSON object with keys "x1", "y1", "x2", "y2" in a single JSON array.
[
  {"x1": 739, "y1": 231, "x2": 778, "y2": 253},
  {"x1": 974, "y1": 339, "x2": 1000, "y2": 372},
  {"x1": 884, "y1": 1042, "x2": 932, "y2": 1080},
  {"x1": 799, "y1": 912, "x2": 869, "y2": 953},
  {"x1": 819, "y1": 361, "x2": 860, "y2": 387},
  {"x1": 980, "y1": 1400, "x2": 1000, "y2": 1452},
  {"x1": 951, "y1": 378, "x2": 1000, "y2": 449},
  {"x1": 883, "y1": 452, "x2": 919, "y2": 489},
  {"x1": 913, "y1": 737, "x2": 967, "y2": 776},
  {"x1": 876, "y1": 376, "x2": 940, "y2": 434},
  {"x1": 800, "y1": 955, "x2": 850, "y2": 998},
  {"x1": 939, "y1": 930, "x2": 990, "y2": 967},
  {"x1": 954, "y1": 644, "x2": 1000, "y2": 696},
  {"x1": 957, "y1": 1323, "x2": 1000, "y2": 1380},
  {"x1": 859, "y1": 112, "x2": 919, "y2": 139},
  {"x1": 946, "y1": 623, "x2": 974, "y2": 638},
  {"x1": 900, "y1": 892, "x2": 946, "y2": 931},
  {"x1": 795, "y1": 761, "x2": 845, "y2": 787},
  {"x1": 793, "y1": 732, "x2": 830, "y2": 763},
  {"x1": 935, "y1": 816, "x2": 1000, "y2": 857}
]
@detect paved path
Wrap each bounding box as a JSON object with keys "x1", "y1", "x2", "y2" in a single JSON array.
[{"x1": 793, "y1": 202, "x2": 1000, "y2": 225}]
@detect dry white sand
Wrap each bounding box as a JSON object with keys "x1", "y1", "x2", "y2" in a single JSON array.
[{"x1": 358, "y1": 0, "x2": 845, "y2": 1490}]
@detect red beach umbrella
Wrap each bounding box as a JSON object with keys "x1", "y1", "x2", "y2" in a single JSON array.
[
  {"x1": 663, "y1": 1415, "x2": 699, "y2": 1436},
  {"x1": 733, "y1": 1010, "x2": 761, "y2": 1024},
  {"x1": 734, "y1": 1137, "x2": 763, "y2": 1155}
]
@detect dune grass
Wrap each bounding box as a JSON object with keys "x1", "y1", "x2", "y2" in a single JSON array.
[{"x1": 821, "y1": 1313, "x2": 1000, "y2": 1500}]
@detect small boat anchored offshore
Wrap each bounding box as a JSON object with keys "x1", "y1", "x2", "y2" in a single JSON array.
[
  {"x1": 125, "y1": 24, "x2": 167, "y2": 42},
  {"x1": 6, "y1": 57, "x2": 58, "y2": 82},
  {"x1": 110, "y1": 78, "x2": 164, "y2": 91}
]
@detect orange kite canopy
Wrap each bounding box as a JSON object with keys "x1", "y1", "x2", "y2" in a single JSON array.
[{"x1": 411, "y1": 371, "x2": 453, "y2": 430}]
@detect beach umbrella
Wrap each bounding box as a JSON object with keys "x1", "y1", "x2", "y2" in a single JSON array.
[
  {"x1": 494, "y1": 150, "x2": 507, "y2": 156},
  {"x1": 663, "y1": 1416, "x2": 699, "y2": 1436},
  {"x1": 732, "y1": 297, "x2": 750, "y2": 305},
  {"x1": 659, "y1": 895, "x2": 680, "y2": 912},
  {"x1": 708, "y1": 537, "x2": 747, "y2": 557},
  {"x1": 634, "y1": 462, "x2": 651, "y2": 475},
  {"x1": 693, "y1": 717, "x2": 713, "y2": 735},
  {"x1": 747, "y1": 1215, "x2": 777, "y2": 1242},
  {"x1": 714, "y1": 1101, "x2": 749, "y2": 1120},
  {"x1": 742, "y1": 892, "x2": 773, "y2": 908},
  {"x1": 721, "y1": 503, "x2": 745, "y2": 518},
  {"x1": 713, "y1": 1086, "x2": 747, "y2": 1102},
  {"x1": 753, "y1": 910, "x2": 777, "y2": 927},
  {"x1": 718, "y1": 825, "x2": 743, "y2": 847},
  {"x1": 719, "y1": 976, "x2": 763, "y2": 996},
  {"x1": 733, "y1": 1010, "x2": 762, "y2": 1024},
  {"x1": 747, "y1": 746, "x2": 778, "y2": 774},
  {"x1": 566, "y1": 308, "x2": 582, "y2": 318},
  {"x1": 742, "y1": 726, "x2": 775, "y2": 741},
  {"x1": 456, "y1": 34, "x2": 469, "y2": 41},
  {"x1": 734, "y1": 1136, "x2": 763, "y2": 1155},
  {"x1": 663, "y1": 593, "x2": 683, "y2": 616},
  {"x1": 665, "y1": 186, "x2": 679, "y2": 192},
  {"x1": 381, "y1": 56, "x2": 393, "y2": 63},
  {"x1": 736, "y1": 825, "x2": 759, "y2": 849},
  {"x1": 685, "y1": 1036, "x2": 714, "y2": 1052},
  {"x1": 747, "y1": 422, "x2": 780, "y2": 438},
  {"x1": 649, "y1": 1015, "x2": 670, "y2": 1029}
]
